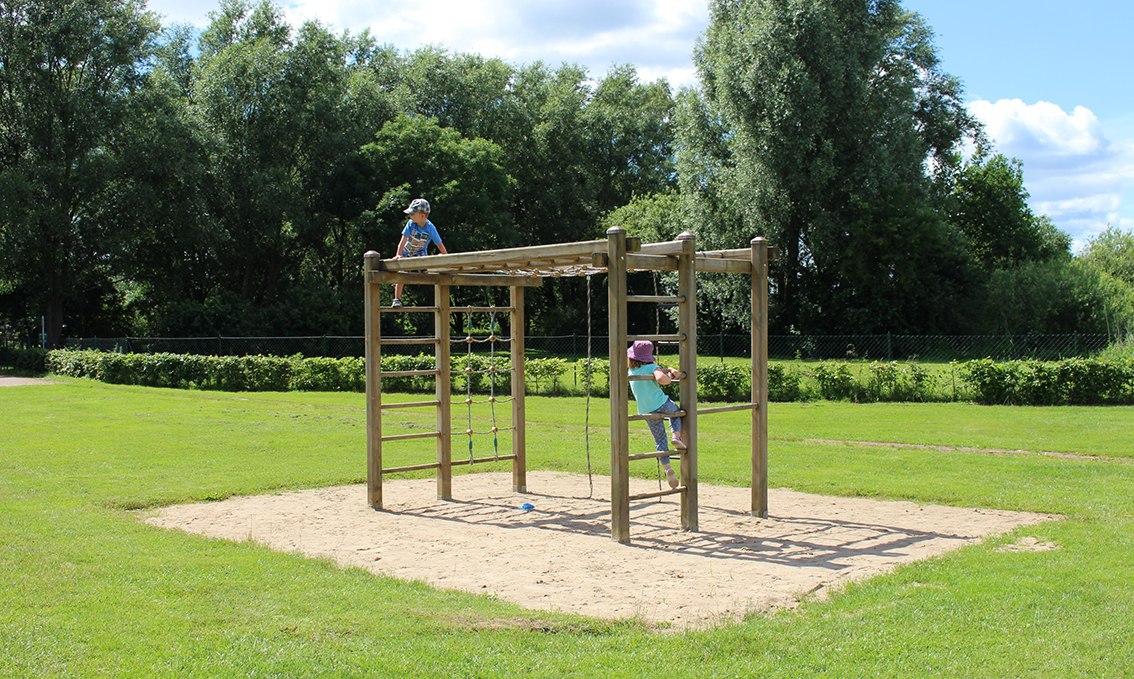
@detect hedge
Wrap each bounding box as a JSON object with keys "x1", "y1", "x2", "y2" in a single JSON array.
[{"x1": 37, "y1": 350, "x2": 1134, "y2": 405}]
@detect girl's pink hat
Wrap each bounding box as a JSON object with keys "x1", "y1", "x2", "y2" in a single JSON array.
[{"x1": 627, "y1": 340, "x2": 654, "y2": 362}]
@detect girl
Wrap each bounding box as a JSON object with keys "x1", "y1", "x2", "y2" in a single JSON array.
[{"x1": 627, "y1": 340, "x2": 685, "y2": 488}]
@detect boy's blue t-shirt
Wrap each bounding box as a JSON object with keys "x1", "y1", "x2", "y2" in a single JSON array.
[
  {"x1": 400, "y1": 220, "x2": 443, "y2": 257},
  {"x1": 629, "y1": 363, "x2": 668, "y2": 414}
]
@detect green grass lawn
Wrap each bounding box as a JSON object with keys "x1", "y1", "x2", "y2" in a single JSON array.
[{"x1": 3, "y1": 378, "x2": 1134, "y2": 676}]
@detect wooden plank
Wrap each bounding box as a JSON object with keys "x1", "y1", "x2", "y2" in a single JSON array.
[
  {"x1": 383, "y1": 461, "x2": 441, "y2": 474},
  {"x1": 607, "y1": 227, "x2": 631, "y2": 543},
  {"x1": 628, "y1": 409, "x2": 687, "y2": 420},
  {"x1": 449, "y1": 306, "x2": 515, "y2": 314},
  {"x1": 752, "y1": 237, "x2": 770, "y2": 518},
  {"x1": 380, "y1": 400, "x2": 442, "y2": 410},
  {"x1": 626, "y1": 253, "x2": 679, "y2": 272},
  {"x1": 677, "y1": 231, "x2": 699, "y2": 531},
  {"x1": 628, "y1": 450, "x2": 687, "y2": 461},
  {"x1": 636, "y1": 240, "x2": 686, "y2": 256},
  {"x1": 695, "y1": 257, "x2": 752, "y2": 274},
  {"x1": 626, "y1": 295, "x2": 684, "y2": 304},
  {"x1": 436, "y1": 283, "x2": 452, "y2": 501},
  {"x1": 378, "y1": 240, "x2": 610, "y2": 272},
  {"x1": 380, "y1": 304, "x2": 440, "y2": 312},
  {"x1": 698, "y1": 403, "x2": 757, "y2": 416},
  {"x1": 380, "y1": 369, "x2": 440, "y2": 378},
  {"x1": 364, "y1": 252, "x2": 383, "y2": 509},
  {"x1": 626, "y1": 333, "x2": 684, "y2": 344},
  {"x1": 372, "y1": 271, "x2": 542, "y2": 287},
  {"x1": 452, "y1": 454, "x2": 517, "y2": 467},
  {"x1": 511, "y1": 285, "x2": 527, "y2": 493},
  {"x1": 381, "y1": 431, "x2": 441, "y2": 442},
  {"x1": 629, "y1": 487, "x2": 684, "y2": 501},
  {"x1": 379, "y1": 337, "x2": 439, "y2": 346}
]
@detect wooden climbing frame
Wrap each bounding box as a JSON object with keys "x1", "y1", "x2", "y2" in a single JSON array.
[{"x1": 363, "y1": 228, "x2": 774, "y2": 544}]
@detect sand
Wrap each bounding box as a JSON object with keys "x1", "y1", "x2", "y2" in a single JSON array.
[
  {"x1": 0, "y1": 376, "x2": 53, "y2": 386},
  {"x1": 144, "y1": 471, "x2": 1055, "y2": 629}
]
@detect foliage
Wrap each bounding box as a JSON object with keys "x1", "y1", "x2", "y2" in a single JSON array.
[
  {"x1": 810, "y1": 362, "x2": 860, "y2": 401},
  {"x1": 767, "y1": 363, "x2": 804, "y2": 402},
  {"x1": 688, "y1": 0, "x2": 980, "y2": 334},
  {"x1": 524, "y1": 357, "x2": 569, "y2": 394},
  {"x1": 697, "y1": 362, "x2": 748, "y2": 401},
  {"x1": 0, "y1": 346, "x2": 46, "y2": 373},
  {"x1": 960, "y1": 358, "x2": 1134, "y2": 405}
]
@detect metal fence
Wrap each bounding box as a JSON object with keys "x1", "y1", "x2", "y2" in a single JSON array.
[{"x1": 68, "y1": 333, "x2": 1112, "y2": 362}]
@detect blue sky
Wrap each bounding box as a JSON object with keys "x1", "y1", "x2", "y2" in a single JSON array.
[{"x1": 148, "y1": 0, "x2": 1134, "y2": 248}]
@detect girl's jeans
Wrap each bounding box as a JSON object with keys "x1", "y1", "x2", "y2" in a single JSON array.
[{"x1": 645, "y1": 398, "x2": 682, "y2": 465}]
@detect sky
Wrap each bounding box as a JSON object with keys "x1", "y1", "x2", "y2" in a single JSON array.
[{"x1": 147, "y1": 0, "x2": 1134, "y2": 249}]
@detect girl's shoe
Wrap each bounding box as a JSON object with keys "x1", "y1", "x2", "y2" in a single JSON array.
[
  {"x1": 671, "y1": 433, "x2": 687, "y2": 450},
  {"x1": 665, "y1": 468, "x2": 679, "y2": 489}
]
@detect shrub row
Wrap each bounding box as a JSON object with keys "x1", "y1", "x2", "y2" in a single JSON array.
[
  {"x1": 38, "y1": 350, "x2": 1134, "y2": 405},
  {"x1": 961, "y1": 358, "x2": 1134, "y2": 405}
]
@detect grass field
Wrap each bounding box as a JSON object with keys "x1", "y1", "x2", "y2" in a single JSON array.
[{"x1": 3, "y1": 378, "x2": 1134, "y2": 676}]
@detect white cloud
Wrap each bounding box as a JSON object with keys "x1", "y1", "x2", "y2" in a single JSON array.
[{"x1": 968, "y1": 98, "x2": 1134, "y2": 245}]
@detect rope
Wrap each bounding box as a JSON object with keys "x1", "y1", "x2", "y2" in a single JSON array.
[{"x1": 584, "y1": 274, "x2": 594, "y2": 497}]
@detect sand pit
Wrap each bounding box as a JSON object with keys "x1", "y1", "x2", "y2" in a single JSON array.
[{"x1": 145, "y1": 472, "x2": 1054, "y2": 629}]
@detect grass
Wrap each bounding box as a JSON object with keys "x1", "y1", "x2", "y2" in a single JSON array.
[{"x1": 3, "y1": 378, "x2": 1134, "y2": 676}]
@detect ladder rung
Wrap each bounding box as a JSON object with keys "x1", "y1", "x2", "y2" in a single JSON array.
[
  {"x1": 379, "y1": 337, "x2": 440, "y2": 346},
  {"x1": 381, "y1": 306, "x2": 439, "y2": 313},
  {"x1": 626, "y1": 295, "x2": 684, "y2": 304},
  {"x1": 628, "y1": 410, "x2": 687, "y2": 421},
  {"x1": 450, "y1": 306, "x2": 515, "y2": 313},
  {"x1": 630, "y1": 487, "x2": 684, "y2": 501},
  {"x1": 452, "y1": 454, "x2": 517, "y2": 467},
  {"x1": 381, "y1": 431, "x2": 441, "y2": 442},
  {"x1": 627, "y1": 333, "x2": 684, "y2": 343},
  {"x1": 380, "y1": 369, "x2": 440, "y2": 378},
  {"x1": 383, "y1": 461, "x2": 440, "y2": 473},
  {"x1": 628, "y1": 450, "x2": 686, "y2": 462},
  {"x1": 628, "y1": 374, "x2": 682, "y2": 382},
  {"x1": 380, "y1": 400, "x2": 442, "y2": 410},
  {"x1": 698, "y1": 403, "x2": 757, "y2": 415}
]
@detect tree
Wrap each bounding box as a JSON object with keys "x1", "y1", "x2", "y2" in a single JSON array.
[
  {"x1": 0, "y1": 0, "x2": 159, "y2": 345},
  {"x1": 949, "y1": 148, "x2": 1070, "y2": 269},
  {"x1": 687, "y1": 0, "x2": 979, "y2": 332},
  {"x1": 1079, "y1": 226, "x2": 1134, "y2": 286}
]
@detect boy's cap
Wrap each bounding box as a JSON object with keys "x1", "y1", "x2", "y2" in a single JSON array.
[
  {"x1": 403, "y1": 198, "x2": 431, "y2": 214},
  {"x1": 627, "y1": 340, "x2": 654, "y2": 363}
]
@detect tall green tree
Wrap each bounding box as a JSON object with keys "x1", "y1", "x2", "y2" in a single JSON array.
[
  {"x1": 687, "y1": 0, "x2": 979, "y2": 332},
  {"x1": 949, "y1": 148, "x2": 1070, "y2": 269},
  {"x1": 0, "y1": 0, "x2": 158, "y2": 344}
]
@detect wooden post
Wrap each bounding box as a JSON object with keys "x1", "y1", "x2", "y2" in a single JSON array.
[
  {"x1": 510, "y1": 285, "x2": 528, "y2": 492},
  {"x1": 606, "y1": 227, "x2": 631, "y2": 543},
  {"x1": 751, "y1": 238, "x2": 770, "y2": 518},
  {"x1": 676, "y1": 231, "x2": 698, "y2": 531},
  {"x1": 364, "y1": 251, "x2": 383, "y2": 509},
  {"x1": 435, "y1": 282, "x2": 452, "y2": 500}
]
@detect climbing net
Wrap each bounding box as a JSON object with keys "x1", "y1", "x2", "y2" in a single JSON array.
[{"x1": 456, "y1": 303, "x2": 515, "y2": 462}]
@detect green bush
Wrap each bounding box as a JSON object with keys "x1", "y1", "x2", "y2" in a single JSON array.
[
  {"x1": 864, "y1": 361, "x2": 934, "y2": 402},
  {"x1": 959, "y1": 358, "x2": 1134, "y2": 405},
  {"x1": 525, "y1": 357, "x2": 569, "y2": 394},
  {"x1": 697, "y1": 362, "x2": 748, "y2": 401},
  {"x1": 768, "y1": 364, "x2": 803, "y2": 401},
  {"x1": 575, "y1": 358, "x2": 610, "y2": 398},
  {"x1": 811, "y1": 362, "x2": 859, "y2": 401}
]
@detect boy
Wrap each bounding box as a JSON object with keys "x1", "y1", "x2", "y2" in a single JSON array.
[{"x1": 391, "y1": 198, "x2": 449, "y2": 307}]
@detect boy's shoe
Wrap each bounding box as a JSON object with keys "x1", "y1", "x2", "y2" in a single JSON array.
[
  {"x1": 671, "y1": 433, "x2": 687, "y2": 450},
  {"x1": 665, "y1": 467, "x2": 679, "y2": 489},
  {"x1": 391, "y1": 298, "x2": 403, "y2": 308}
]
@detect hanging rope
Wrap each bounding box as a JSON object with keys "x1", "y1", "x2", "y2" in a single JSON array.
[{"x1": 584, "y1": 274, "x2": 594, "y2": 497}]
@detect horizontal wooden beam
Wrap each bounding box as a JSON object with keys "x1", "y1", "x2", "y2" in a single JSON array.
[
  {"x1": 629, "y1": 487, "x2": 684, "y2": 501},
  {"x1": 697, "y1": 403, "x2": 758, "y2": 416},
  {"x1": 380, "y1": 400, "x2": 441, "y2": 410},
  {"x1": 695, "y1": 257, "x2": 752, "y2": 274},
  {"x1": 378, "y1": 239, "x2": 633, "y2": 273},
  {"x1": 381, "y1": 431, "x2": 441, "y2": 442},
  {"x1": 626, "y1": 295, "x2": 684, "y2": 304},
  {"x1": 628, "y1": 450, "x2": 687, "y2": 461},
  {"x1": 370, "y1": 272, "x2": 542, "y2": 287}
]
